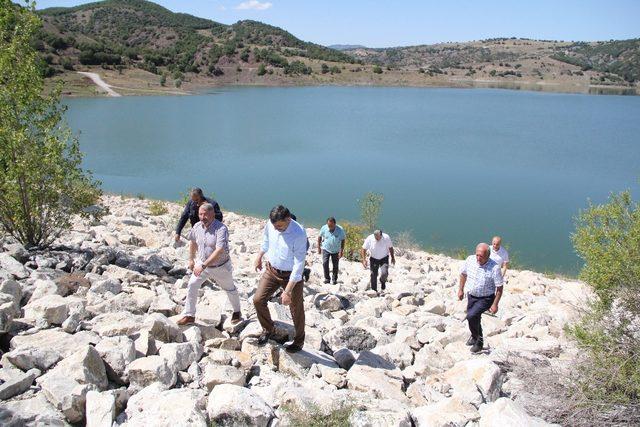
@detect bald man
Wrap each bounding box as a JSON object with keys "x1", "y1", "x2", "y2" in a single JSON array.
[
  {"x1": 458, "y1": 243, "x2": 504, "y2": 353},
  {"x1": 490, "y1": 236, "x2": 510, "y2": 278}
]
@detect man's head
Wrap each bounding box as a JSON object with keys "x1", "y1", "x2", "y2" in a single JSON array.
[
  {"x1": 491, "y1": 236, "x2": 502, "y2": 251},
  {"x1": 327, "y1": 217, "x2": 336, "y2": 232},
  {"x1": 198, "y1": 203, "x2": 216, "y2": 226},
  {"x1": 475, "y1": 243, "x2": 490, "y2": 265},
  {"x1": 269, "y1": 205, "x2": 291, "y2": 232},
  {"x1": 374, "y1": 229, "x2": 383, "y2": 241},
  {"x1": 190, "y1": 187, "x2": 205, "y2": 203}
]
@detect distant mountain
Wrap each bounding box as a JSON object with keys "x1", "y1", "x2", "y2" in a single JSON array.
[
  {"x1": 328, "y1": 44, "x2": 367, "y2": 51},
  {"x1": 35, "y1": 0, "x2": 356, "y2": 77}
]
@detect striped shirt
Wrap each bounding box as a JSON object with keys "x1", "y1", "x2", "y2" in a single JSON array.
[
  {"x1": 461, "y1": 256, "x2": 503, "y2": 297},
  {"x1": 187, "y1": 220, "x2": 230, "y2": 267}
]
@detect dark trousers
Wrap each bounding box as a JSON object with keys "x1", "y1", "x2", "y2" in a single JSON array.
[
  {"x1": 322, "y1": 250, "x2": 339, "y2": 281},
  {"x1": 253, "y1": 264, "x2": 305, "y2": 346},
  {"x1": 466, "y1": 293, "x2": 495, "y2": 342},
  {"x1": 370, "y1": 256, "x2": 389, "y2": 291}
]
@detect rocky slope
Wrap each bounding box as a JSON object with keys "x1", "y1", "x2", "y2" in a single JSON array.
[{"x1": 0, "y1": 195, "x2": 590, "y2": 426}]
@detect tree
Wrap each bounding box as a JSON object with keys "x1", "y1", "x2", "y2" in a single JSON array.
[
  {"x1": 257, "y1": 63, "x2": 267, "y2": 76},
  {"x1": 0, "y1": 0, "x2": 101, "y2": 248},
  {"x1": 372, "y1": 65, "x2": 383, "y2": 74},
  {"x1": 359, "y1": 192, "x2": 384, "y2": 232}
]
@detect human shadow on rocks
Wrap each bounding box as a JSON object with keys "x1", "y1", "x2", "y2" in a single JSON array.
[{"x1": 353, "y1": 350, "x2": 397, "y2": 371}]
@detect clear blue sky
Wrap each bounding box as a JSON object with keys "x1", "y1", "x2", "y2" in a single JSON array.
[{"x1": 34, "y1": 0, "x2": 640, "y2": 48}]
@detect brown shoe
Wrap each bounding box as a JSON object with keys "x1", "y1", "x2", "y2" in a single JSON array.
[
  {"x1": 176, "y1": 316, "x2": 195, "y2": 326},
  {"x1": 231, "y1": 311, "x2": 242, "y2": 325}
]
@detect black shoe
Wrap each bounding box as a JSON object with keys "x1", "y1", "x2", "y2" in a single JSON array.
[
  {"x1": 466, "y1": 336, "x2": 477, "y2": 346},
  {"x1": 380, "y1": 282, "x2": 386, "y2": 291},
  {"x1": 231, "y1": 311, "x2": 242, "y2": 325},
  {"x1": 303, "y1": 268, "x2": 311, "y2": 282},
  {"x1": 284, "y1": 343, "x2": 303, "y2": 353},
  {"x1": 257, "y1": 330, "x2": 272, "y2": 345},
  {"x1": 331, "y1": 279, "x2": 337, "y2": 285},
  {"x1": 323, "y1": 278, "x2": 330, "y2": 284},
  {"x1": 470, "y1": 341, "x2": 484, "y2": 353}
]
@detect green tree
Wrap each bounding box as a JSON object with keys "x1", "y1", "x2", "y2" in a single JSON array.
[
  {"x1": 359, "y1": 192, "x2": 384, "y2": 232},
  {"x1": 257, "y1": 63, "x2": 267, "y2": 76},
  {"x1": 372, "y1": 65, "x2": 383, "y2": 74},
  {"x1": 0, "y1": 0, "x2": 101, "y2": 248}
]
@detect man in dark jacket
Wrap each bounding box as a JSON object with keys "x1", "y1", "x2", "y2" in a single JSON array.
[{"x1": 175, "y1": 188, "x2": 223, "y2": 242}]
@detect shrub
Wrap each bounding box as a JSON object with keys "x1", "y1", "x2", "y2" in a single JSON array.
[
  {"x1": 358, "y1": 191, "x2": 384, "y2": 232},
  {"x1": 148, "y1": 200, "x2": 168, "y2": 216},
  {"x1": 372, "y1": 65, "x2": 383, "y2": 74},
  {"x1": 566, "y1": 190, "x2": 640, "y2": 419},
  {"x1": 257, "y1": 63, "x2": 267, "y2": 76},
  {"x1": 281, "y1": 403, "x2": 353, "y2": 427},
  {"x1": 0, "y1": 1, "x2": 101, "y2": 248},
  {"x1": 393, "y1": 230, "x2": 420, "y2": 258},
  {"x1": 342, "y1": 222, "x2": 366, "y2": 262}
]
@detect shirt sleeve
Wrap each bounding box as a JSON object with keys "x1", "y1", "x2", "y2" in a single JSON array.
[
  {"x1": 339, "y1": 227, "x2": 346, "y2": 241},
  {"x1": 175, "y1": 201, "x2": 191, "y2": 235},
  {"x1": 503, "y1": 250, "x2": 510, "y2": 263},
  {"x1": 187, "y1": 227, "x2": 196, "y2": 242},
  {"x1": 460, "y1": 258, "x2": 468, "y2": 275},
  {"x1": 216, "y1": 225, "x2": 228, "y2": 250},
  {"x1": 362, "y1": 236, "x2": 370, "y2": 250},
  {"x1": 260, "y1": 222, "x2": 269, "y2": 253},
  {"x1": 493, "y1": 265, "x2": 504, "y2": 287},
  {"x1": 290, "y1": 229, "x2": 308, "y2": 282}
]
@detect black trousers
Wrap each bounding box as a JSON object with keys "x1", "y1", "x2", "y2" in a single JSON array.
[
  {"x1": 322, "y1": 250, "x2": 339, "y2": 281},
  {"x1": 466, "y1": 293, "x2": 495, "y2": 341},
  {"x1": 370, "y1": 256, "x2": 389, "y2": 291}
]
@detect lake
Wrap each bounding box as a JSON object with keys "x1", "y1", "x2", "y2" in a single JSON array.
[{"x1": 64, "y1": 87, "x2": 640, "y2": 275}]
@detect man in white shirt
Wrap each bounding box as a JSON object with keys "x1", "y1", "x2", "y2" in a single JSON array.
[
  {"x1": 490, "y1": 236, "x2": 510, "y2": 278},
  {"x1": 253, "y1": 205, "x2": 308, "y2": 353},
  {"x1": 360, "y1": 229, "x2": 395, "y2": 293},
  {"x1": 458, "y1": 243, "x2": 504, "y2": 353}
]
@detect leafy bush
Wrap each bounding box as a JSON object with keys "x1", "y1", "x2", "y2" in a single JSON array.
[
  {"x1": 148, "y1": 200, "x2": 168, "y2": 216},
  {"x1": 372, "y1": 65, "x2": 383, "y2": 74},
  {"x1": 0, "y1": 1, "x2": 101, "y2": 248},
  {"x1": 257, "y1": 63, "x2": 266, "y2": 76},
  {"x1": 342, "y1": 222, "x2": 366, "y2": 262},
  {"x1": 359, "y1": 192, "x2": 383, "y2": 232},
  {"x1": 567, "y1": 190, "x2": 640, "y2": 417},
  {"x1": 284, "y1": 60, "x2": 311, "y2": 75}
]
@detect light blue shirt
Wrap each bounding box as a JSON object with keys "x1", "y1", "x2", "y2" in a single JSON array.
[
  {"x1": 319, "y1": 224, "x2": 345, "y2": 254},
  {"x1": 261, "y1": 219, "x2": 307, "y2": 282}
]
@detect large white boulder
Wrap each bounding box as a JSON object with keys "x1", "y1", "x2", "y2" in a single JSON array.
[
  {"x1": 207, "y1": 384, "x2": 274, "y2": 426},
  {"x1": 127, "y1": 355, "x2": 177, "y2": 390}
]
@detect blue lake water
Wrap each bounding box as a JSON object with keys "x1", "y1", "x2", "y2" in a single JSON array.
[{"x1": 64, "y1": 87, "x2": 640, "y2": 275}]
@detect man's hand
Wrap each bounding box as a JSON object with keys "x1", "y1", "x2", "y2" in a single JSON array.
[
  {"x1": 193, "y1": 264, "x2": 204, "y2": 277},
  {"x1": 391, "y1": 257, "x2": 396, "y2": 265},
  {"x1": 188, "y1": 259, "x2": 195, "y2": 271},
  {"x1": 362, "y1": 259, "x2": 368, "y2": 269},
  {"x1": 174, "y1": 234, "x2": 181, "y2": 242},
  {"x1": 338, "y1": 250, "x2": 343, "y2": 259},
  {"x1": 317, "y1": 248, "x2": 322, "y2": 255},
  {"x1": 281, "y1": 291, "x2": 292, "y2": 306},
  {"x1": 489, "y1": 303, "x2": 499, "y2": 314},
  {"x1": 254, "y1": 256, "x2": 263, "y2": 272},
  {"x1": 458, "y1": 288, "x2": 464, "y2": 301}
]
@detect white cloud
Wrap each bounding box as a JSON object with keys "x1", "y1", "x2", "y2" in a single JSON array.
[
  {"x1": 235, "y1": 0, "x2": 272, "y2": 11},
  {"x1": 218, "y1": 5, "x2": 227, "y2": 11}
]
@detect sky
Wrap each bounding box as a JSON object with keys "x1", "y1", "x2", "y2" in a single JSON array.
[{"x1": 33, "y1": 0, "x2": 640, "y2": 48}]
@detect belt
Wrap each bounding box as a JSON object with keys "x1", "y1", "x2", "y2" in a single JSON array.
[
  {"x1": 268, "y1": 263, "x2": 291, "y2": 275},
  {"x1": 206, "y1": 258, "x2": 230, "y2": 269}
]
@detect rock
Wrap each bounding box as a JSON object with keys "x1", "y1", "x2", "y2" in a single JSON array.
[
  {"x1": 350, "y1": 407, "x2": 413, "y2": 426},
  {"x1": 23, "y1": 294, "x2": 70, "y2": 326},
  {"x1": 323, "y1": 326, "x2": 377, "y2": 353},
  {"x1": 423, "y1": 299, "x2": 446, "y2": 315},
  {"x1": 91, "y1": 311, "x2": 143, "y2": 337},
  {"x1": 346, "y1": 351, "x2": 407, "y2": 403},
  {"x1": 442, "y1": 359, "x2": 504, "y2": 405},
  {"x1": 0, "y1": 367, "x2": 39, "y2": 399},
  {"x1": 373, "y1": 342, "x2": 414, "y2": 369},
  {"x1": 0, "y1": 392, "x2": 69, "y2": 426},
  {"x1": 278, "y1": 346, "x2": 340, "y2": 379},
  {"x1": 159, "y1": 342, "x2": 204, "y2": 372},
  {"x1": 123, "y1": 383, "x2": 207, "y2": 426},
  {"x1": 85, "y1": 390, "x2": 115, "y2": 427},
  {"x1": 183, "y1": 325, "x2": 203, "y2": 343},
  {"x1": 37, "y1": 346, "x2": 108, "y2": 423},
  {"x1": 95, "y1": 336, "x2": 136, "y2": 384},
  {"x1": 89, "y1": 277, "x2": 122, "y2": 295},
  {"x1": 148, "y1": 292, "x2": 179, "y2": 316},
  {"x1": 133, "y1": 329, "x2": 158, "y2": 357},
  {"x1": 354, "y1": 298, "x2": 388, "y2": 317},
  {"x1": 144, "y1": 312, "x2": 184, "y2": 343},
  {"x1": 478, "y1": 397, "x2": 557, "y2": 426},
  {"x1": 10, "y1": 329, "x2": 99, "y2": 359},
  {"x1": 0, "y1": 278, "x2": 22, "y2": 302},
  {"x1": 3, "y1": 347, "x2": 62, "y2": 371},
  {"x1": 127, "y1": 355, "x2": 177, "y2": 391},
  {"x1": 207, "y1": 384, "x2": 274, "y2": 427},
  {"x1": 201, "y1": 364, "x2": 246, "y2": 390},
  {"x1": 0, "y1": 292, "x2": 19, "y2": 333},
  {"x1": 411, "y1": 396, "x2": 480, "y2": 426},
  {"x1": 314, "y1": 294, "x2": 344, "y2": 311},
  {"x1": 333, "y1": 347, "x2": 356, "y2": 370},
  {"x1": 0, "y1": 252, "x2": 30, "y2": 279}
]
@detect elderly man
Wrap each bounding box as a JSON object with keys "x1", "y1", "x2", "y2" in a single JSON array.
[
  {"x1": 175, "y1": 187, "x2": 223, "y2": 242},
  {"x1": 360, "y1": 229, "x2": 395, "y2": 293},
  {"x1": 458, "y1": 243, "x2": 504, "y2": 353},
  {"x1": 253, "y1": 205, "x2": 308, "y2": 353},
  {"x1": 177, "y1": 203, "x2": 241, "y2": 326},
  {"x1": 490, "y1": 236, "x2": 510, "y2": 278},
  {"x1": 317, "y1": 217, "x2": 346, "y2": 285}
]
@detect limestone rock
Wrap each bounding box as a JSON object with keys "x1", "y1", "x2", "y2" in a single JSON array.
[
  {"x1": 159, "y1": 341, "x2": 204, "y2": 372},
  {"x1": 144, "y1": 312, "x2": 184, "y2": 343},
  {"x1": 442, "y1": 359, "x2": 504, "y2": 405},
  {"x1": 346, "y1": 351, "x2": 407, "y2": 403},
  {"x1": 3, "y1": 347, "x2": 62, "y2": 371},
  {"x1": 479, "y1": 397, "x2": 558, "y2": 426},
  {"x1": 127, "y1": 355, "x2": 177, "y2": 390},
  {"x1": 0, "y1": 367, "x2": 39, "y2": 400},
  {"x1": 0, "y1": 252, "x2": 30, "y2": 279},
  {"x1": 0, "y1": 292, "x2": 19, "y2": 333},
  {"x1": 411, "y1": 396, "x2": 480, "y2": 426},
  {"x1": 0, "y1": 392, "x2": 69, "y2": 426},
  {"x1": 95, "y1": 336, "x2": 136, "y2": 384},
  {"x1": 201, "y1": 364, "x2": 246, "y2": 390},
  {"x1": 10, "y1": 329, "x2": 99, "y2": 359},
  {"x1": 23, "y1": 294, "x2": 70, "y2": 326},
  {"x1": 123, "y1": 383, "x2": 207, "y2": 427},
  {"x1": 91, "y1": 311, "x2": 143, "y2": 337},
  {"x1": 85, "y1": 390, "x2": 115, "y2": 427},
  {"x1": 206, "y1": 384, "x2": 274, "y2": 427},
  {"x1": 323, "y1": 326, "x2": 377, "y2": 353}
]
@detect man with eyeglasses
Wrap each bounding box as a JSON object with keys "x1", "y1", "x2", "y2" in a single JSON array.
[{"x1": 253, "y1": 205, "x2": 308, "y2": 353}]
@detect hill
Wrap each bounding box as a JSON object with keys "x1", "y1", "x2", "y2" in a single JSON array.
[{"x1": 31, "y1": 1, "x2": 639, "y2": 95}]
